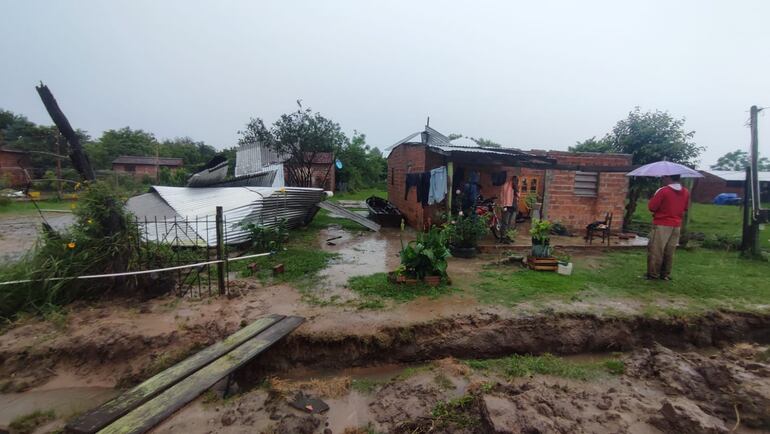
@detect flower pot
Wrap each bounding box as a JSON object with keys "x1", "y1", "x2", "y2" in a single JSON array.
[
  {"x1": 450, "y1": 245, "x2": 477, "y2": 258},
  {"x1": 423, "y1": 275, "x2": 442, "y2": 287},
  {"x1": 557, "y1": 262, "x2": 573, "y2": 276}
]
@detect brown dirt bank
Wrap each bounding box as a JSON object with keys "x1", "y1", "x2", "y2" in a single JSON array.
[{"x1": 243, "y1": 310, "x2": 770, "y2": 379}]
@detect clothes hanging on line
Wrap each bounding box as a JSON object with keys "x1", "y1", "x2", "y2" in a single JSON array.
[
  {"x1": 417, "y1": 172, "x2": 431, "y2": 206},
  {"x1": 404, "y1": 173, "x2": 421, "y2": 200},
  {"x1": 491, "y1": 171, "x2": 508, "y2": 186},
  {"x1": 428, "y1": 166, "x2": 447, "y2": 205}
]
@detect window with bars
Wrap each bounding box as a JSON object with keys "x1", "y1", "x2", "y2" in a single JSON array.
[{"x1": 574, "y1": 171, "x2": 599, "y2": 197}]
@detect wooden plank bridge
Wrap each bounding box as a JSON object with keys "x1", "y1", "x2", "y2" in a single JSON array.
[{"x1": 65, "y1": 314, "x2": 304, "y2": 434}]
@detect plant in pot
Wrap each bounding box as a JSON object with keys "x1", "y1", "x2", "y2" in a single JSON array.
[
  {"x1": 529, "y1": 219, "x2": 554, "y2": 258},
  {"x1": 445, "y1": 212, "x2": 488, "y2": 258},
  {"x1": 398, "y1": 226, "x2": 450, "y2": 286}
]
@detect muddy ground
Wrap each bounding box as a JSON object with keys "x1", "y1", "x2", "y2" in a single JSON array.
[
  {"x1": 0, "y1": 211, "x2": 73, "y2": 263},
  {"x1": 1, "y1": 223, "x2": 770, "y2": 433}
]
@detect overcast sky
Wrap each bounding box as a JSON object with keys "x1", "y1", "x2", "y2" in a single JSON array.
[{"x1": 2, "y1": 0, "x2": 769, "y2": 167}]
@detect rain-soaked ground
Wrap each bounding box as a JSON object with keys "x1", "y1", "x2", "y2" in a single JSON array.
[
  {"x1": 0, "y1": 211, "x2": 74, "y2": 263},
  {"x1": 314, "y1": 225, "x2": 406, "y2": 302}
]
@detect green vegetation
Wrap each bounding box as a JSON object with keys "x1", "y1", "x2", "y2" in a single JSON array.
[
  {"x1": 431, "y1": 394, "x2": 479, "y2": 430},
  {"x1": 348, "y1": 272, "x2": 456, "y2": 306},
  {"x1": 328, "y1": 188, "x2": 387, "y2": 202},
  {"x1": 0, "y1": 199, "x2": 74, "y2": 214},
  {"x1": 350, "y1": 378, "x2": 386, "y2": 393},
  {"x1": 475, "y1": 249, "x2": 769, "y2": 314},
  {"x1": 465, "y1": 353, "x2": 624, "y2": 381},
  {"x1": 633, "y1": 199, "x2": 770, "y2": 250},
  {"x1": 9, "y1": 409, "x2": 56, "y2": 434},
  {"x1": 0, "y1": 182, "x2": 177, "y2": 320}
]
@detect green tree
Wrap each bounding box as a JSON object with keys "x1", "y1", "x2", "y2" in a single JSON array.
[
  {"x1": 238, "y1": 102, "x2": 347, "y2": 187},
  {"x1": 336, "y1": 132, "x2": 386, "y2": 191},
  {"x1": 0, "y1": 109, "x2": 77, "y2": 173},
  {"x1": 85, "y1": 127, "x2": 158, "y2": 169},
  {"x1": 470, "y1": 137, "x2": 502, "y2": 148},
  {"x1": 159, "y1": 137, "x2": 218, "y2": 171},
  {"x1": 573, "y1": 108, "x2": 703, "y2": 227},
  {"x1": 711, "y1": 150, "x2": 770, "y2": 171}
]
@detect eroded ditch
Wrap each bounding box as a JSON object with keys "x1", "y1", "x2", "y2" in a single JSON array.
[{"x1": 3, "y1": 310, "x2": 770, "y2": 433}]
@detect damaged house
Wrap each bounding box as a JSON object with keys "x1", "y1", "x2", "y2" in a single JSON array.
[{"x1": 387, "y1": 126, "x2": 632, "y2": 233}]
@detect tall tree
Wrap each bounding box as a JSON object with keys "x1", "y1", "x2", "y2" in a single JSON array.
[
  {"x1": 336, "y1": 132, "x2": 386, "y2": 191},
  {"x1": 238, "y1": 102, "x2": 347, "y2": 187},
  {"x1": 711, "y1": 150, "x2": 770, "y2": 171},
  {"x1": 573, "y1": 108, "x2": 703, "y2": 227},
  {"x1": 85, "y1": 127, "x2": 158, "y2": 169}
]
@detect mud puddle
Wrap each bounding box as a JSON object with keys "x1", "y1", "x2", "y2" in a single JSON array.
[
  {"x1": 0, "y1": 387, "x2": 116, "y2": 428},
  {"x1": 314, "y1": 227, "x2": 403, "y2": 301}
]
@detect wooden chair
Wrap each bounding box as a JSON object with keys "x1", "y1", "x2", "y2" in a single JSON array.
[{"x1": 586, "y1": 212, "x2": 612, "y2": 245}]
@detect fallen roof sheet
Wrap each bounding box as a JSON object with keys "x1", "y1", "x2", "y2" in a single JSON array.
[{"x1": 127, "y1": 186, "x2": 326, "y2": 246}]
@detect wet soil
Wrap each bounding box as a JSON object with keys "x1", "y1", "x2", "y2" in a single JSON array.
[{"x1": 154, "y1": 343, "x2": 770, "y2": 434}]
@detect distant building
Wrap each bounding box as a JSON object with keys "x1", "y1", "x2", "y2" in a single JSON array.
[
  {"x1": 234, "y1": 142, "x2": 335, "y2": 190},
  {"x1": 692, "y1": 169, "x2": 770, "y2": 203},
  {"x1": 0, "y1": 146, "x2": 31, "y2": 187},
  {"x1": 112, "y1": 156, "x2": 184, "y2": 178}
]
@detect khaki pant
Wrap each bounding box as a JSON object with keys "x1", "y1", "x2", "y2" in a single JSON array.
[{"x1": 647, "y1": 225, "x2": 681, "y2": 279}]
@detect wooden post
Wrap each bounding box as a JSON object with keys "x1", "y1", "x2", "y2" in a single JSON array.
[
  {"x1": 55, "y1": 134, "x2": 63, "y2": 200},
  {"x1": 742, "y1": 105, "x2": 762, "y2": 257},
  {"x1": 215, "y1": 206, "x2": 226, "y2": 295},
  {"x1": 446, "y1": 161, "x2": 453, "y2": 215}
]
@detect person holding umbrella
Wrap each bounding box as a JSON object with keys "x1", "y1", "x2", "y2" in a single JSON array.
[{"x1": 625, "y1": 161, "x2": 702, "y2": 280}]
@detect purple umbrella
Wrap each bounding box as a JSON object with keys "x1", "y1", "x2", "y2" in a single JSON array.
[{"x1": 625, "y1": 161, "x2": 703, "y2": 178}]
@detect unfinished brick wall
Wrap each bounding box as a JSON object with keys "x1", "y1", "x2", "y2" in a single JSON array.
[
  {"x1": 387, "y1": 144, "x2": 428, "y2": 228},
  {"x1": 543, "y1": 151, "x2": 631, "y2": 234}
]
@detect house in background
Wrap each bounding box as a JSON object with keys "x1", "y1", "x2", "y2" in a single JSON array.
[
  {"x1": 112, "y1": 155, "x2": 184, "y2": 178},
  {"x1": 386, "y1": 126, "x2": 632, "y2": 233},
  {"x1": 0, "y1": 146, "x2": 31, "y2": 187},
  {"x1": 693, "y1": 169, "x2": 770, "y2": 203},
  {"x1": 234, "y1": 142, "x2": 335, "y2": 190}
]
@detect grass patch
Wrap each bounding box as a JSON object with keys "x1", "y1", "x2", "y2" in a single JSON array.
[
  {"x1": 350, "y1": 378, "x2": 386, "y2": 394},
  {"x1": 475, "y1": 248, "x2": 770, "y2": 315},
  {"x1": 328, "y1": 188, "x2": 387, "y2": 202},
  {"x1": 0, "y1": 199, "x2": 74, "y2": 214},
  {"x1": 9, "y1": 409, "x2": 56, "y2": 434},
  {"x1": 311, "y1": 208, "x2": 372, "y2": 232},
  {"x1": 431, "y1": 394, "x2": 479, "y2": 430},
  {"x1": 465, "y1": 353, "x2": 623, "y2": 381},
  {"x1": 633, "y1": 199, "x2": 770, "y2": 251},
  {"x1": 348, "y1": 272, "x2": 457, "y2": 307},
  {"x1": 231, "y1": 247, "x2": 335, "y2": 286}
]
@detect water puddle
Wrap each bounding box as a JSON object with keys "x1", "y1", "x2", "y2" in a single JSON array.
[
  {"x1": 314, "y1": 227, "x2": 405, "y2": 301},
  {"x1": 0, "y1": 387, "x2": 116, "y2": 427}
]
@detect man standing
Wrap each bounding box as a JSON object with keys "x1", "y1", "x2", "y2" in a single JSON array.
[
  {"x1": 646, "y1": 174, "x2": 690, "y2": 280},
  {"x1": 499, "y1": 175, "x2": 519, "y2": 243}
]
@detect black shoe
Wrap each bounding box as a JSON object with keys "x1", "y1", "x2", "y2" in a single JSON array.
[{"x1": 644, "y1": 275, "x2": 657, "y2": 280}]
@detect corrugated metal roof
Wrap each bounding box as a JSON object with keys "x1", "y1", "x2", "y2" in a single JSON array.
[
  {"x1": 113, "y1": 155, "x2": 184, "y2": 166},
  {"x1": 127, "y1": 186, "x2": 326, "y2": 245},
  {"x1": 702, "y1": 169, "x2": 770, "y2": 182}
]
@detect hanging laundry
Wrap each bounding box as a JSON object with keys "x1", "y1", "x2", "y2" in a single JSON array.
[
  {"x1": 428, "y1": 166, "x2": 447, "y2": 205},
  {"x1": 404, "y1": 173, "x2": 420, "y2": 200},
  {"x1": 417, "y1": 171, "x2": 431, "y2": 206},
  {"x1": 491, "y1": 171, "x2": 507, "y2": 186}
]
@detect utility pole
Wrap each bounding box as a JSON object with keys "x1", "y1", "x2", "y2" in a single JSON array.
[
  {"x1": 55, "y1": 134, "x2": 63, "y2": 200},
  {"x1": 742, "y1": 105, "x2": 762, "y2": 257}
]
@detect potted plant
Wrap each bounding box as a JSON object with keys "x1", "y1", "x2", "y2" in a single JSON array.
[
  {"x1": 445, "y1": 212, "x2": 488, "y2": 258},
  {"x1": 529, "y1": 219, "x2": 554, "y2": 258},
  {"x1": 555, "y1": 251, "x2": 573, "y2": 276},
  {"x1": 398, "y1": 226, "x2": 450, "y2": 286}
]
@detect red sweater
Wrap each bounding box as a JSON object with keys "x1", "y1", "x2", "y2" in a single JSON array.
[{"x1": 648, "y1": 184, "x2": 690, "y2": 227}]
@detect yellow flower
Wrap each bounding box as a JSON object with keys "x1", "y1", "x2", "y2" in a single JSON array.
[
  {"x1": 67, "y1": 242, "x2": 76, "y2": 249},
  {"x1": 87, "y1": 218, "x2": 94, "y2": 224},
  {"x1": 74, "y1": 182, "x2": 81, "y2": 190}
]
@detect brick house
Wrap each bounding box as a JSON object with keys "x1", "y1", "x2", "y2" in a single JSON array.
[
  {"x1": 386, "y1": 126, "x2": 632, "y2": 233},
  {"x1": 0, "y1": 146, "x2": 31, "y2": 187},
  {"x1": 692, "y1": 169, "x2": 770, "y2": 203},
  {"x1": 112, "y1": 156, "x2": 184, "y2": 178}
]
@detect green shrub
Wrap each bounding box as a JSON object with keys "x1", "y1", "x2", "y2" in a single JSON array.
[
  {"x1": 0, "y1": 181, "x2": 174, "y2": 320},
  {"x1": 240, "y1": 220, "x2": 288, "y2": 252},
  {"x1": 445, "y1": 213, "x2": 488, "y2": 248},
  {"x1": 399, "y1": 226, "x2": 450, "y2": 278},
  {"x1": 701, "y1": 233, "x2": 741, "y2": 251}
]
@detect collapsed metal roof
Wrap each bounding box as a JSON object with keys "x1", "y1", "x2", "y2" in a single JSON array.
[{"x1": 127, "y1": 186, "x2": 326, "y2": 246}]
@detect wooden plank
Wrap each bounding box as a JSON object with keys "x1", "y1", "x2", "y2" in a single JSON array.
[
  {"x1": 66, "y1": 315, "x2": 284, "y2": 434},
  {"x1": 98, "y1": 316, "x2": 305, "y2": 434},
  {"x1": 317, "y1": 201, "x2": 381, "y2": 231}
]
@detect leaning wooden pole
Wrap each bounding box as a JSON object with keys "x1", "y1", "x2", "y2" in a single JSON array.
[{"x1": 35, "y1": 82, "x2": 95, "y2": 181}]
